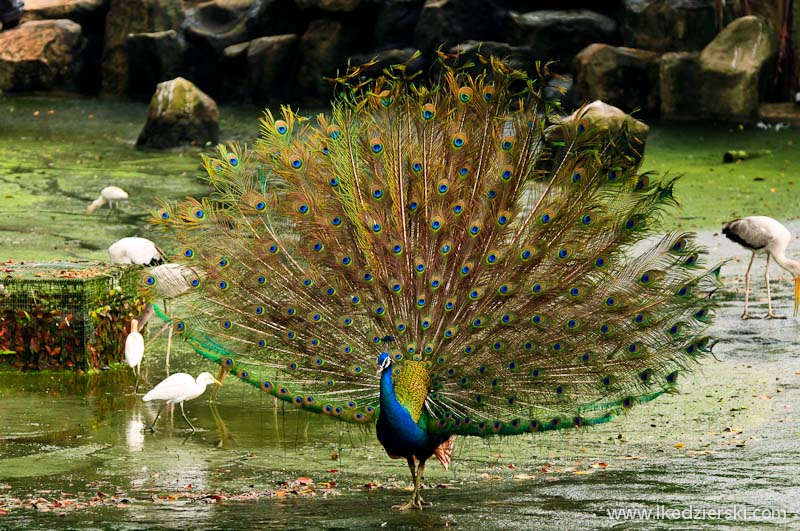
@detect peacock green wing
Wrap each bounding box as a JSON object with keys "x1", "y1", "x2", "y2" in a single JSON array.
[{"x1": 148, "y1": 55, "x2": 718, "y2": 433}]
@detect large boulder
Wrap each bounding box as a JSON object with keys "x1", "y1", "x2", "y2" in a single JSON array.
[
  {"x1": 23, "y1": 0, "x2": 108, "y2": 28},
  {"x1": 622, "y1": 0, "x2": 717, "y2": 52},
  {"x1": 247, "y1": 34, "x2": 300, "y2": 103},
  {"x1": 698, "y1": 16, "x2": 776, "y2": 121},
  {"x1": 102, "y1": 0, "x2": 184, "y2": 94},
  {"x1": 413, "y1": 0, "x2": 506, "y2": 53},
  {"x1": 573, "y1": 43, "x2": 660, "y2": 116},
  {"x1": 183, "y1": 0, "x2": 301, "y2": 98},
  {"x1": 126, "y1": 30, "x2": 184, "y2": 99},
  {"x1": 295, "y1": 0, "x2": 361, "y2": 11},
  {"x1": 373, "y1": 0, "x2": 423, "y2": 50},
  {"x1": 296, "y1": 19, "x2": 351, "y2": 100},
  {"x1": 508, "y1": 10, "x2": 618, "y2": 66},
  {"x1": 547, "y1": 100, "x2": 650, "y2": 161},
  {"x1": 0, "y1": 19, "x2": 83, "y2": 91},
  {"x1": 136, "y1": 77, "x2": 220, "y2": 149},
  {"x1": 23, "y1": 0, "x2": 110, "y2": 92},
  {"x1": 348, "y1": 48, "x2": 426, "y2": 78},
  {"x1": 659, "y1": 51, "x2": 701, "y2": 120}
]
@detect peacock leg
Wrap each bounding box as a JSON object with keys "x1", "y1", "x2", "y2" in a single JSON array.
[
  {"x1": 742, "y1": 252, "x2": 755, "y2": 319},
  {"x1": 210, "y1": 366, "x2": 228, "y2": 401},
  {"x1": 764, "y1": 254, "x2": 786, "y2": 319},
  {"x1": 392, "y1": 458, "x2": 420, "y2": 511},
  {"x1": 413, "y1": 460, "x2": 431, "y2": 507},
  {"x1": 179, "y1": 401, "x2": 197, "y2": 432}
]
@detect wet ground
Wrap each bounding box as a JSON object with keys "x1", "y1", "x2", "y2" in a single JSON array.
[{"x1": 1, "y1": 96, "x2": 799, "y2": 529}]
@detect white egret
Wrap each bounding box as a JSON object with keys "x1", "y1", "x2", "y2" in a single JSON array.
[
  {"x1": 142, "y1": 372, "x2": 221, "y2": 432},
  {"x1": 124, "y1": 318, "x2": 144, "y2": 392},
  {"x1": 108, "y1": 237, "x2": 164, "y2": 266},
  {"x1": 86, "y1": 186, "x2": 129, "y2": 215},
  {"x1": 722, "y1": 216, "x2": 800, "y2": 319}
]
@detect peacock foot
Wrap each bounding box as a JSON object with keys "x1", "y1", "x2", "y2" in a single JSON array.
[
  {"x1": 766, "y1": 312, "x2": 786, "y2": 320},
  {"x1": 392, "y1": 499, "x2": 423, "y2": 511}
]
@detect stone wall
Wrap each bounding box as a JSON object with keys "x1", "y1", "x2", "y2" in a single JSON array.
[{"x1": 0, "y1": 0, "x2": 797, "y2": 122}]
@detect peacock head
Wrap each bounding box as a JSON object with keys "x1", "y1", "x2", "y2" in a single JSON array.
[{"x1": 376, "y1": 352, "x2": 392, "y2": 375}]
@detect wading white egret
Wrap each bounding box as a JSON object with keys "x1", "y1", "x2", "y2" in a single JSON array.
[
  {"x1": 142, "y1": 372, "x2": 221, "y2": 432},
  {"x1": 140, "y1": 263, "x2": 197, "y2": 375},
  {"x1": 86, "y1": 186, "x2": 129, "y2": 215},
  {"x1": 722, "y1": 216, "x2": 800, "y2": 319},
  {"x1": 124, "y1": 319, "x2": 144, "y2": 392},
  {"x1": 108, "y1": 237, "x2": 164, "y2": 266}
]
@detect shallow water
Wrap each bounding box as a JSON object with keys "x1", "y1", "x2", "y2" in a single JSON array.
[
  {"x1": 1, "y1": 97, "x2": 800, "y2": 529},
  {"x1": 0, "y1": 231, "x2": 798, "y2": 529}
]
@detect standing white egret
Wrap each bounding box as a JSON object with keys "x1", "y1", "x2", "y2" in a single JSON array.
[
  {"x1": 140, "y1": 263, "x2": 197, "y2": 375},
  {"x1": 125, "y1": 319, "x2": 144, "y2": 392},
  {"x1": 143, "y1": 372, "x2": 221, "y2": 432},
  {"x1": 722, "y1": 216, "x2": 800, "y2": 319},
  {"x1": 108, "y1": 237, "x2": 164, "y2": 266},
  {"x1": 86, "y1": 186, "x2": 129, "y2": 215}
]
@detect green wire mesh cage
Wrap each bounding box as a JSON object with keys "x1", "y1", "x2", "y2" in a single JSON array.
[{"x1": 0, "y1": 261, "x2": 145, "y2": 371}]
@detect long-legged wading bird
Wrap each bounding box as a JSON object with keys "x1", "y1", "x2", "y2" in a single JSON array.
[
  {"x1": 142, "y1": 372, "x2": 221, "y2": 432},
  {"x1": 149, "y1": 55, "x2": 719, "y2": 509},
  {"x1": 722, "y1": 215, "x2": 800, "y2": 319},
  {"x1": 108, "y1": 237, "x2": 164, "y2": 266},
  {"x1": 139, "y1": 263, "x2": 197, "y2": 374},
  {"x1": 87, "y1": 186, "x2": 129, "y2": 215},
  {"x1": 125, "y1": 318, "x2": 145, "y2": 392}
]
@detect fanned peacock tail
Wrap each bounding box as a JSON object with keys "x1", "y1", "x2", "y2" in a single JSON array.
[{"x1": 147, "y1": 53, "x2": 719, "y2": 439}]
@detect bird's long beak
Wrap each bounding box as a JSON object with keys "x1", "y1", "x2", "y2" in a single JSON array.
[
  {"x1": 213, "y1": 377, "x2": 223, "y2": 386},
  {"x1": 794, "y1": 276, "x2": 800, "y2": 318}
]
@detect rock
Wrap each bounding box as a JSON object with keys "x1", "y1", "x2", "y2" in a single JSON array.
[
  {"x1": 348, "y1": 48, "x2": 426, "y2": 79},
  {"x1": 296, "y1": 19, "x2": 351, "y2": 100},
  {"x1": 659, "y1": 51, "x2": 701, "y2": 120},
  {"x1": 102, "y1": 0, "x2": 184, "y2": 94},
  {"x1": 544, "y1": 72, "x2": 575, "y2": 107},
  {"x1": 295, "y1": 0, "x2": 361, "y2": 11},
  {"x1": 573, "y1": 43, "x2": 660, "y2": 116},
  {"x1": 23, "y1": 0, "x2": 108, "y2": 28},
  {"x1": 508, "y1": 10, "x2": 619, "y2": 66},
  {"x1": 126, "y1": 30, "x2": 184, "y2": 99},
  {"x1": 622, "y1": 0, "x2": 717, "y2": 52},
  {"x1": 413, "y1": 0, "x2": 506, "y2": 53},
  {"x1": 373, "y1": 0, "x2": 423, "y2": 50},
  {"x1": 448, "y1": 41, "x2": 533, "y2": 72},
  {"x1": 23, "y1": 0, "x2": 110, "y2": 93},
  {"x1": 0, "y1": 19, "x2": 83, "y2": 91},
  {"x1": 698, "y1": 16, "x2": 776, "y2": 121},
  {"x1": 247, "y1": 34, "x2": 299, "y2": 103},
  {"x1": 546, "y1": 100, "x2": 650, "y2": 156},
  {"x1": 183, "y1": 0, "x2": 301, "y2": 98},
  {"x1": 136, "y1": 77, "x2": 220, "y2": 149}
]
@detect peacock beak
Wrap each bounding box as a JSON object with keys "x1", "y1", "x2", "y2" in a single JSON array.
[{"x1": 794, "y1": 276, "x2": 800, "y2": 318}]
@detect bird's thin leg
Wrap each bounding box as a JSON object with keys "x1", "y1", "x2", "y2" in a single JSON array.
[
  {"x1": 133, "y1": 365, "x2": 140, "y2": 394},
  {"x1": 742, "y1": 252, "x2": 756, "y2": 319},
  {"x1": 765, "y1": 254, "x2": 786, "y2": 319},
  {"x1": 165, "y1": 325, "x2": 173, "y2": 377},
  {"x1": 148, "y1": 403, "x2": 165, "y2": 432},
  {"x1": 413, "y1": 460, "x2": 431, "y2": 507},
  {"x1": 393, "y1": 458, "x2": 419, "y2": 511},
  {"x1": 179, "y1": 401, "x2": 196, "y2": 432}
]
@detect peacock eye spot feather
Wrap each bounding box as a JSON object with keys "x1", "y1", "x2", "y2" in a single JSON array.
[
  {"x1": 372, "y1": 189, "x2": 383, "y2": 199},
  {"x1": 290, "y1": 156, "x2": 303, "y2": 169},
  {"x1": 409, "y1": 201, "x2": 418, "y2": 211},
  {"x1": 602, "y1": 376, "x2": 611, "y2": 386},
  {"x1": 184, "y1": 248, "x2": 194, "y2": 258},
  {"x1": 572, "y1": 172, "x2": 581, "y2": 182},
  {"x1": 570, "y1": 287, "x2": 579, "y2": 296},
  {"x1": 487, "y1": 189, "x2": 497, "y2": 199},
  {"x1": 329, "y1": 177, "x2": 339, "y2": 186},
  {"x1": 541, "y1": 213, "x2": 551, "y2": 223},
  {"x1": 608, "y1": 170, "x2": 618, "y2": 181},
  {"x1": 452, "y1": 132, "x2": 467, "y2": 148},
  {"x1": 371, "y1": 141, "x2": 383, "y2": 154},
  {"x1": 556, "y1": 385, "x2": 563, "y2": 394}
]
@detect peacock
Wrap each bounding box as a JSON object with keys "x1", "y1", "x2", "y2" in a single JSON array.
[{"x1": 146, "y1": 54, "x2": 719, "y2": 510}]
